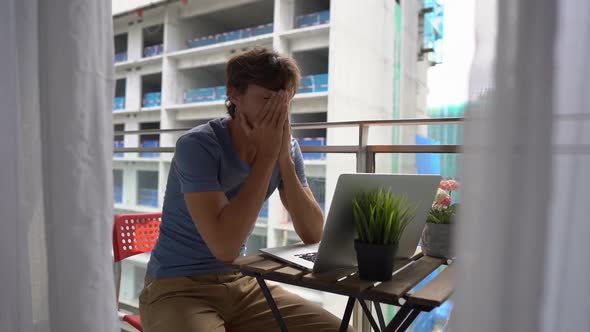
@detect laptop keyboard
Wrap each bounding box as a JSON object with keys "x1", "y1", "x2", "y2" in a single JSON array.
[{"x1": 295, "y1": 252, "x2": 318, "y2": 263}]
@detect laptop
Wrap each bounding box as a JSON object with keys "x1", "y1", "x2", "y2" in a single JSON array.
[{"x1": 260, "y1": 173, "x2": 441, "y2": 274}]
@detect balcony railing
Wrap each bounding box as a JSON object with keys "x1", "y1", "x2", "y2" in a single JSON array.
[{"x1": 113, "y1": 117, "x2": 463, "y2": 173}]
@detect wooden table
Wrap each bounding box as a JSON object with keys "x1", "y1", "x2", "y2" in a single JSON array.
[{"x1": 229, "y1": 250, "x2": 455, "y2": 332}]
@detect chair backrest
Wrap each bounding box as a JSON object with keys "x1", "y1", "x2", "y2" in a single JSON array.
[{"x1": 113, "y1": 212, "x2": 162, "y2": 262}]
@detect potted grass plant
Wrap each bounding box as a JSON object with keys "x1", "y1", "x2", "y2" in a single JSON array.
[
  {"x1": 420, "y1": 180, "x2": 459, "y2": 258},
  {"x1": 352, "y1": 189, "x2": 417, "y2": 281}
]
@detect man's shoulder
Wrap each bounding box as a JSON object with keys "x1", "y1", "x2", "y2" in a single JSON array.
[{"x1": 176, "y1": 118, "x2": 226, "y2": 149}]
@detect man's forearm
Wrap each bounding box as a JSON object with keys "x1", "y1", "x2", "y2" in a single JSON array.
[
  {"x1": 280, "y1": 161, "x2": 324, "y2": 243},
  {"x1": 216, "y1": 157, "x2": 275, "y2": 260}
]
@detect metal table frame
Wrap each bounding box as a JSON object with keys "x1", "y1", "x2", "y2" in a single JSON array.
[
  {"x1": 236, "y1": 254, "x2": 454, "y2": 332},
  {"x1": 245, "y1": 272, "x2": 430, "y2": 332}
]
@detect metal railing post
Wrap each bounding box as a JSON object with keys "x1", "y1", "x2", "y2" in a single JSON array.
[
  {"x1": 355, "y1": 123, "x2": 373, "y2": 331},
  {"x1": 357, "y1": 124, "x2": 369, "y2": 173}
]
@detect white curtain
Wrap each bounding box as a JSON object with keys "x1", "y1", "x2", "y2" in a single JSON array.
[
  {"x1": 0, "y1": 0, "x2": 118, "y2": 331},
  {"x1": 541, "y1": 0, "x2": 590, "y2": 329},
  {"x1": 453, "y1": 0, "x2": 590, "y2": 331}
]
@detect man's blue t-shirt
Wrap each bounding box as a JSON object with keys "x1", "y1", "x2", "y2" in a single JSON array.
[{"x1": 146, "y1": 117, "x2": 308, "y2": 278}]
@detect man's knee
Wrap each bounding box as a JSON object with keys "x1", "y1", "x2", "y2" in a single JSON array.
[{"x1": 140, "y1": 298, "x2": 225, "y2": 332}]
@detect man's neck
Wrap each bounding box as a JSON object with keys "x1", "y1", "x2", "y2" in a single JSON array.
[{"x1": 228, "y1": 118, "x2": 256, "y2": 165}]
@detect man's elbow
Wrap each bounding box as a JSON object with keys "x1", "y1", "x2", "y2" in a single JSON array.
[
  {"x1": 302, "y1": 238, "x2": 320, "y2": 245},
  {"x1": 215, "y1": 252, "x2": 240, "y2": 263},
  {"x1": 301, "y1": 230, "x2": 322, "y2": 245},
  {"x1": 210, "y1": 246, "x2": 241, "y2": 263},
  {"x1": 295, "y1": 217, "x2": 323, "y2": 244}
]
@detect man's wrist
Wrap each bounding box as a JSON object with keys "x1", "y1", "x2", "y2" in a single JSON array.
[
  {"x1": 254, "y1": 154, "x2": 278, "y2": 170},
  {"x1": 278, "y1": 156, "x2": 295, "y2": 170}
]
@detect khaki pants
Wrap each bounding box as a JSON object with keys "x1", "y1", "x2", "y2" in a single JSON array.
[{"x1": 138, "y1": 271, "x2": 355, "y2": 332}]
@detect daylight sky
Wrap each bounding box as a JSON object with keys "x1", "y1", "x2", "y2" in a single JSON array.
[{"x1": 427, "y1": 0, "x2": 476, "y2": 107}]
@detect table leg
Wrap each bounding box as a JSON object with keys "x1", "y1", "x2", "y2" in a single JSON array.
[
  {"x1": 358, "y1": 299, "x2": 381, "y2": 331},
  {"x1": 255, "y1": 275, "x2": 288, "y2": 332},
  {"x1": 396, "y1": 310, "x2": 420, "y2": 332},
  {"x1": 375, "y1": 302, "x2": 387, "y2": 331},
  {"x1": 383, "y1": 304, "x2": 412, "y2": 332},
  {"x1": 339, "y1": 297, "x2": 356, "y2": 332},
  {"x1": 384, "y1": 303, "x2": 422, "y2": 332}
]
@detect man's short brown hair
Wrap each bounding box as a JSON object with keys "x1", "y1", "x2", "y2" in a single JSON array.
[{"x1": 225, "y1": 47, "x2": 301, "y2": 118}]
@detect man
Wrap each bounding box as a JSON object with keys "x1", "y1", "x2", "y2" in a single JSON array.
[{"x1": 139, "y1": 48, "x2": 354, "y2": 332}]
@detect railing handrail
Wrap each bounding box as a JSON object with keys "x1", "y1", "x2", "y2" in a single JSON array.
[
  {"x1": 113, "y1": 145, "x2": 462, "y2": 154},
  {"x1": 114, "y1": 117, "x2": 463, "y2": 136},
  {"x1": 113, "y1": 117, "x2": 464, "y2": 172}
]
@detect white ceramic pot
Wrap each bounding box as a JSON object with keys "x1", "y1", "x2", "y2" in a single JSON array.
[{"x1": 421, "y1": 223, "x2": 453, "y2": 258}]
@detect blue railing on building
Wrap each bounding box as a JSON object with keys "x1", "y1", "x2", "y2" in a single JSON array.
[
  {"x1": 298, "y1": 74, "x2": 328, "y2": 94},
  {"x1": 143, "y1": 92, "x2": 162, "y2": 108},
  {"x1": 183, "y1": 86, "x2": 227, "y2": 104},
  {"x1": 138, "y1": 188, "x2": 158, "y2": 207},
  {"x1": 114, "y1": 141, "x2": 124, "y2": 158},
  {"x1": 295, "y1": 10, "x2": 330, "y2": 28},
  {"x1": 259, "y1": 201, "x2": 269, "y2": 218},
  {"x1": 183, "y1": 76, "x2": 330, "y2": 104},
  {"x1": 297, "y1": 137, "x2": 326, "y2": 160},
  {"x1": 182, "y1": 74, "x2": 327, "y2": 105},
  {"x1": 114, "y1": 97, "x2": 126, "y2": 111},
  {"x1": 114, "y1": 52, "x2": 128, "y2": 63},
  {"x1": 114, "y1": 185, "x2": 123, "y2": 203},
  {"x1": 140, "y1": 140, "x2": 160, "y2": 158},
  {"x1": 143, "y1": 44, "x2": 163, "y2": 58},
  {"x1": 186, "y1": 23, "x2": 273, "y2": 49}
]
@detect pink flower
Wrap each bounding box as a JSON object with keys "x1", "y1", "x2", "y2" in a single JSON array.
[
  {"x1": 439, "y1": 196, "x2": 452, "y2": 207},
  {"x1": 447, "y1": 180, "x2": 460, "y2": 191},
  {"x1": 439, "y1": 180, "x2": 451, "y2": 191},
  {"x1": 434, "y1": 188, "x2": 449, "y2": 204}
]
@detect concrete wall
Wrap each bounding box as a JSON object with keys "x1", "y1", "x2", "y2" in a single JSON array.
[{"x1": 325, "y1": 0, "x2": 396, "y2": 209}]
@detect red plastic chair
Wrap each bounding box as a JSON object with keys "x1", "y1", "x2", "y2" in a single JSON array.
[
  {"x1": 113, "y1": 212, "x2": 162, "y2": 332},
  {"x1": 112, "y1": 213, "x2": 234, "y2": 332}
]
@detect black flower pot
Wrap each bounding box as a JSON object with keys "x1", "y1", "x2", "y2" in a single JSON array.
[{"x1": 354, "y1": 239, "x2": 398, "y2": 281}]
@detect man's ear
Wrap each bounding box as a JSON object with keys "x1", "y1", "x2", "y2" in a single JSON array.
[{"x1": 227, "y1": 87, "x2": 240, "y2": 106}]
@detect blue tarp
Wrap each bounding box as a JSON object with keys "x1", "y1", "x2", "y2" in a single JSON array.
[{"x1": 416, "y1": 135, "x2": 441, "y2": 175}]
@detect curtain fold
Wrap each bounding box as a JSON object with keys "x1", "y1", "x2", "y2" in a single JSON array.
[
  {"x1": 541, "y1": 0, "x2": 590, "y2": 330},
  {"x1": 0, "y1": 0, "x2": 117, "y2": 331},
  {"x1": 0, "y1": 1, "x2": 35, "y2": 330}
]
